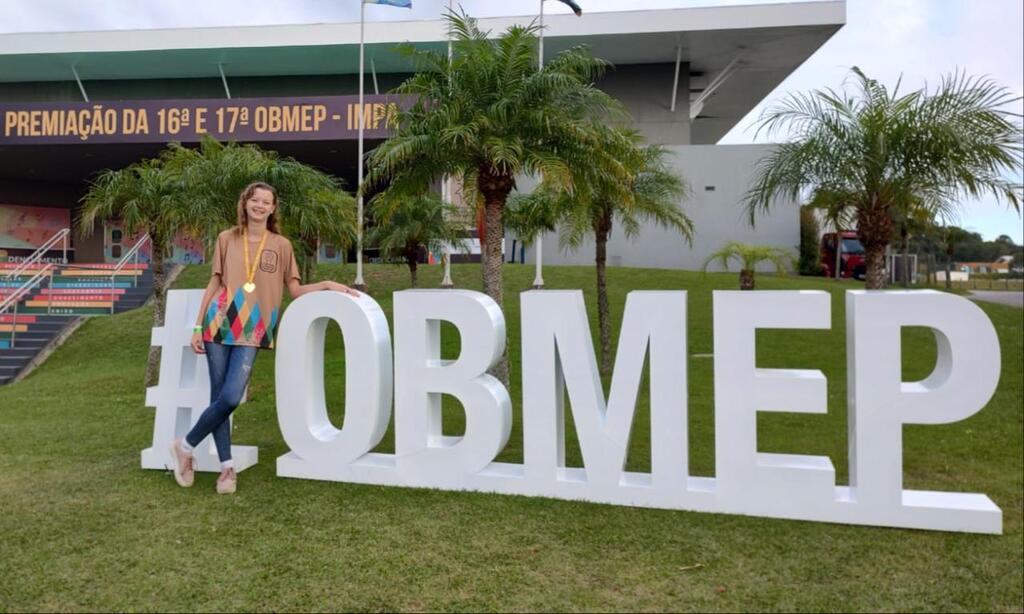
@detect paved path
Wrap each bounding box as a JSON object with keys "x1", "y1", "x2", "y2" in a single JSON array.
[{"x1": 969, "y1": 291, "x2": 1023, "y2": 308}]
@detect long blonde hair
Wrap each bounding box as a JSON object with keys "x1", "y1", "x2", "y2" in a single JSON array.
[{"x1": 234, "y1": 182, "x2": 281, "y2": 235}]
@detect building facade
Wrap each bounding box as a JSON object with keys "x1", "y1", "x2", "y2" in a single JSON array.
[{"x1": 0, "y1": 1, "x2": 845, "y2": 268}]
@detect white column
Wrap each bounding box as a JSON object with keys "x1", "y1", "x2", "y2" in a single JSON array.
[
  {"x1": 441, "y1": 1, "x2": 455, "y2": 288},
  {"x1": 532, "y1": 0, "x2": 546, "y2": 289},
  {"x1": 354, "y1": 1, "x2": 367, "y2": 289}
]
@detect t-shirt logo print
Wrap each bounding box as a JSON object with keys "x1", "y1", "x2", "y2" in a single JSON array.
[{"x1": 260, "y1": 250, "x2": 279, "y2": 273}]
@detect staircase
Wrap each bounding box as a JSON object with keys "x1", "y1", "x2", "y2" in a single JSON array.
[{"x1": 0, "y1": 263, "x2": 155, "y2": 385}]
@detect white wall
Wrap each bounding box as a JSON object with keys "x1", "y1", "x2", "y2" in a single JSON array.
[
  {"x1": 516, "y1": 144, "x2": 799, "y2": 272},
  {"x1": 597, "y1": 63, "x2": 690, "y2": 146},
  {"x1": 936, "y1": 271, "x2": 969, "y2": 282}
]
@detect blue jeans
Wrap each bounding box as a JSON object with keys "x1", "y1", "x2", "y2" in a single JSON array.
[{"x1": 184, "y1": 342, "x2": 259, "y2": 462}]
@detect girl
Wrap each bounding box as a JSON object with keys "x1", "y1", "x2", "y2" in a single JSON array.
[{"x1": 168, "y1": 181, "x2": 358, "y2": 494}]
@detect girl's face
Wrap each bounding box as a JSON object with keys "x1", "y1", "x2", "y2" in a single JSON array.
[{"x1": 245, "y1": 188, "x2": 276, "y2": 225}]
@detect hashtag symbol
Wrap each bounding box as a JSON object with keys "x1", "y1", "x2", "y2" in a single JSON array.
[{"x1": 140, "y1": 289, "x2": 258, "y2": 474}]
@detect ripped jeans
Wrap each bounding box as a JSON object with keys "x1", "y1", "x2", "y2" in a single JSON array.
[{"x1": 184, "y1": 342, "x2": 259, "y2": 462}]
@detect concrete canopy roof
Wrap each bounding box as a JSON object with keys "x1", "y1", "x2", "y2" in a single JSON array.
[{"x1": 0, "y1": 1, "x2": 844, "y2": 143}]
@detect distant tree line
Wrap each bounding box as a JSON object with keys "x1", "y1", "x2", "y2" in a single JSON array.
[{"x1": 926, "y1": 230, "x2": 1022, "y2": 265}]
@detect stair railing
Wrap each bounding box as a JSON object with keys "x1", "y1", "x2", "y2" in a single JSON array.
[
  {"x1": 3, "y1": 228, "x2": 70, "y2": 281},
  {"x1": 0, "y1": 264, "x2": 54, "y2": 349},
  {"x1": 110, "y1": 234, "x2": 151, "y2": 315}
]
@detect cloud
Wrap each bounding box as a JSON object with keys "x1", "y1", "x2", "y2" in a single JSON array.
[{"x1": 719, "y1": 0, "x2": 1023, "y2": 241}]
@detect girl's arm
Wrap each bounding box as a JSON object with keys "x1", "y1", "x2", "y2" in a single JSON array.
[{"x1": 287, "y1": 279, "x2": 360, "y2": 299}]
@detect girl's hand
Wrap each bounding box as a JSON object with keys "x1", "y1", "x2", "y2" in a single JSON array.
[
  {"x1": 191, "y1": 332, "x2": 205, "y2": 354},
  {"x1": 326, "y1": 281, "x2": 361, "y2": 296}
]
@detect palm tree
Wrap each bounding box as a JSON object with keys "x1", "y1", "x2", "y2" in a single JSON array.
[
  {"x1": 702, "y1": 242, "x2": 793, "y2": 290},
  {"x1": 363, "y1": 11, "x2": 624, "y2": 380},
  {"x1": 892, "y1": 197, "x2": 944, "y2": 287},
  {"x1": 505, "y1": 190, "x2": 562, "y2": 264},
  {"x1": 367, "y1": 192, "x2": 466, "y2": 287},
  {"x1": 745, "y1": 68, "x2": 1022, "y2": 289},
  {"x1": 78, "y1": 158, "x2": 196, "y2": 386},
  {"x1": 797, "y1": 204, "x2": 823, "y2": 276},
  {"x1": 165, "y1": 137, "x2": 356, "y2": 281},
  {"x1": 511, "y1": 128, "x2": 692, "y2": 375},
  {"x1": 81, "y1": 138, "x2": 357, "y2": 386},
  {"x1": 938, "y1": 223, "x2": 974, "y2": 290}
]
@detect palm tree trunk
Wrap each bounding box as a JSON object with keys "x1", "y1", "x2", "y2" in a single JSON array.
[
  {"x1": 482, "y1": 196, "x2": 505, "y2": 305},
  {"x1": 740, "y1": 269, "x2": 755, "y2": 290},
  {"x1": 476, "y1": 205, "x2": 488, "y2": 273},
  {"x1": 302, "y1": 235, "x2": 317, "y2": 283},
  {"x1": 595, "y1": 216, "x2": 612, "y2": 377},
  {"x1": 302, "y1": 257, "x2": 314, "y2": 284},
  {"x1": 834, "y1": 230, "x2": 843, "y2": 281},
  {"x1": 926, "y1": 249, "x2": 933, "y2": 285},
  {"x1": 407, "y1": 252, "x2": 419, "y2": 288},
  {"x1": 901, "y1": 228, "x2": 911, "y2": 288},
  {"x1": 945, "y1": 246, "x2": 954, "y2": 290},
  {"x1": 478, "y1": 169, "x2": 514, "y2": 386},
  {"x1": 864, "y1": 244, "x2": 887, "y2": 289},
  {"x1": 858, "y1": 197, "x2": 893, "y2": 290},
  {"x1": 145, "y1": 236, "x2": 167, "y2": 387}
]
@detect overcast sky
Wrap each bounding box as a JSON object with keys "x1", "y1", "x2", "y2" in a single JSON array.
[{"x1": 2, "y1": 0, "x2": 1022, "y2": 242}]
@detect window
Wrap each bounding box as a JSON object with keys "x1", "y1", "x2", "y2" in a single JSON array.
[{"x1": 842, "y1": 238, "x2": 864, "y2": 254}]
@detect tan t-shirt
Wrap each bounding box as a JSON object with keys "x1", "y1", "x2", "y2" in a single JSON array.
[{"x1": 202, "y1": 229, "x2": 300, "y2": 349}]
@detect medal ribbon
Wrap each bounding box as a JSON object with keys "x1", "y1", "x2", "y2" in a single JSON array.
[{"x1": 243, "y1": 230, "x2": 269, "y2": 293}]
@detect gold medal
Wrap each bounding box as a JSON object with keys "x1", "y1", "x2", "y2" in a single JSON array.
[{"x1": 243, "y1": 230, "x2": 269, "y2": 295}]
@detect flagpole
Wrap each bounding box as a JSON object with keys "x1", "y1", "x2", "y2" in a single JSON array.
[
  {"x1": 532, "y1": 0, "x2": 546, "y2": 289},
  {"x1": 441, "y1": 0, "x2": 454, "y2": 288},
  {"x1": 354, "y1": 0, "x2": 367, "y2": 290},
  {"x1": 539, "y1": 0, "x2": 545, "y2": 62}
]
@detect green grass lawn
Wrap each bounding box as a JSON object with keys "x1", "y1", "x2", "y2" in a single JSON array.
[{"x1": 1, "y1": 263, "x2": 1021, "y2": 612}]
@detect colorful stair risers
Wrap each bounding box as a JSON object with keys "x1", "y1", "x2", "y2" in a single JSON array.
[
  {"x1": 18, "y1": 307, "x2": 114, "y2": 316},
  {"x1": 3, "y1": 277, "x2": 137, "y2": 283},
  {"x1": 2, "y1": 287, "x2": 132, "y2": 300},
  {"x1": 57, "y1": 270, "x2": 144, "y2": 278},
  {"x1": 38, "y1": 288, "x2": 127, "y2": 295},
  {"x1": 25, "y1": 299, "x2": 113, "y2": 308},
  {"x1": 27, "y1": 293, "x2": 124, "y2": 302},
  {"x1": 3, "y1": 275, "x2": 141, "y2": 282},
  {"x1": 2, "y1": 282, "x2": 138, "y2": 292},
  {"x1": 53, "y1": 283, "x2": 136, "y2": 289},
  {"x1": 0, "y1": 263, "x2": 147, "y2": 271},
  {"x1": 1, "y1": 262, "x2": 154, "y2": 384}
]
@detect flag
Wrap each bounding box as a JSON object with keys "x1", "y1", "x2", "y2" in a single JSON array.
[
  {"x1": 364, "y1": 0, "x2": 412, "y2": 7},
  {"x1": 555, "y1": 0, "x2": 582, "y2": 16}
]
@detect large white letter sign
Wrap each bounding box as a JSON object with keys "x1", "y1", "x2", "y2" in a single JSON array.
[
  {"x1": 393, "y1": 290, "x2": 512, "y2": 487},
  {"x1": 845, "y1": 290, "x2": 1001, "y2": 533},
  {"x1": 144, "y1": 286, "x2": 1004, "y2": 534},
  {"x1": 518, "y1": 290, "x2": 697, "y2": 507},
  {"x1": 142, "y1": 289, "x2": 257, "y2": 473},
  {"x1": 713, "y1": 291, "x2": 834, "y2": 516},
  {"x1": 276, "y1": 291, "x2": 394, "y2": 483}
]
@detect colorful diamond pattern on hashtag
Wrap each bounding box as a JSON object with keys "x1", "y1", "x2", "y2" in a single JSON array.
[{"x1": 203, "y1": 287, "x2": 280, "y2": 349}]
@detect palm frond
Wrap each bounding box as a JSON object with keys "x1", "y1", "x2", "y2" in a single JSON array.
[
  {"x1": 702, "y1": 242, "x2": 794, "y2": 274},
  {"x1": 745, "y1": 66, "x2": 1023, "y2": 259}
]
